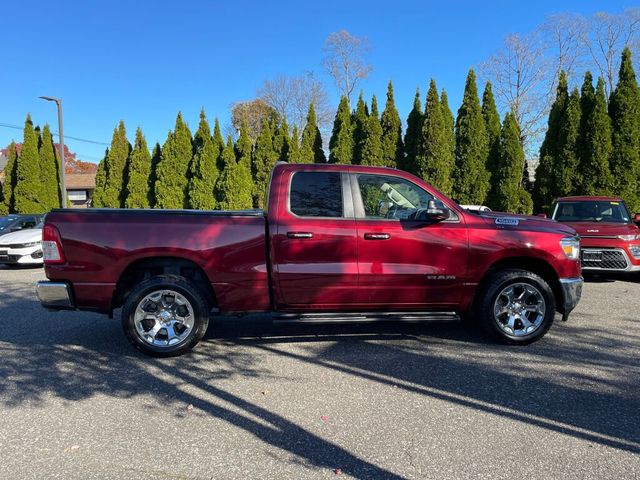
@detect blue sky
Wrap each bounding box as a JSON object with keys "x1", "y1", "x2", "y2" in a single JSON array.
[{"x1": 1, "y1": 0, "x2": 636, "y2": 163}]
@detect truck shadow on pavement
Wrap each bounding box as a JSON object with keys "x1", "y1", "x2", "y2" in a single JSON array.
[{"x1": 0, "y1": 286, "x2": 639, "y2": 478}]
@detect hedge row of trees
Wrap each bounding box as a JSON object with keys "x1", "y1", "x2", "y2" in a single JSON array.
[
  {"x1": 0, "y1": 117, "x2": 61, "y2": 215},
  {"x1": 91, "y1": 102, "x2": 326, "y2": 211},
  {"x1": 533, "y1": 48, "x2": 640, "y2": 212}
]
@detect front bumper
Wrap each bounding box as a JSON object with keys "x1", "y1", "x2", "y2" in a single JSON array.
[
  {"x1": 0, "y1": 246, "x2": 43, "y2": 264},
  {"x1": 35, "y1": 281, "x2": 75, "y2": 309},
  {"x1": 580, "y1": 246, "x2": 640, "y2": 272},
  {"x1": 559, "y1": 277, "x2": 583, "y2": 321}
]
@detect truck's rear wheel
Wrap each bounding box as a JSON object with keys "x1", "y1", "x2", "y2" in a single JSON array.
[
  {"x1": 476, "y1": 269, "x2": 555, "y2": 344},
  {"x1": 121, "y1": 275, "x2": 210, "y2": 357}
]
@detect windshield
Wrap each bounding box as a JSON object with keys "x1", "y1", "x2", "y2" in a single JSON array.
[
  {"x1": 552, "y1": 200, "x2": 631, "y2": 223},
  {"x1": 0, "y1": 217, "x2": 18, "y2": 229}
]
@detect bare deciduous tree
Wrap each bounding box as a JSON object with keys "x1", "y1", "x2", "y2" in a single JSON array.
[
  {"x1": 540, "y1": 13, "x2": 586, "y2": 86},
  {"x1": 321, "y1": 30, "x2": 372, "y2": 105},
  {"x1": 480, "y1": 32, "x2": 551, "y2": 156},
  {"x1": 258, "y1": 72, "x2": 332, "y2": 134},
  {"x1": 579, "y1": 8, "x2": 640, "y2": 96}
]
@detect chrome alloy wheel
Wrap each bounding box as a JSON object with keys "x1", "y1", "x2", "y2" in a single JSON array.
[
  {"x1": 133, "y1": 290, "x2": 195, "y2": 347},
  {"x1": 493, "y1": 283, "x2": 546, "y2": 337}
]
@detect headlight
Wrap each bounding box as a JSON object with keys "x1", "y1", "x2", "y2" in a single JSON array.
[
  {"x1": 618, "y1": 234, "x2": 640, "y2": 241},
  {"x1": 629, "y1": 245, "x2": 640, "y2": 259},
  {"x1": 560, "y1": 237, "x2": 580, "y2": 260}
]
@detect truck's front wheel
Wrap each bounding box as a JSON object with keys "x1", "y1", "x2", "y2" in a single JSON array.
[
  {"x1": 121, "y1": 275, "x2": 210, "y2": 357},
  {"x1": 477, "y1": 269, "x2": 555, "y2": 345}
]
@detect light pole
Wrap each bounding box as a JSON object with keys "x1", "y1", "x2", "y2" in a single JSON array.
[{"x1": 39, "y1": 96, "x2": 67, "y2": 208}]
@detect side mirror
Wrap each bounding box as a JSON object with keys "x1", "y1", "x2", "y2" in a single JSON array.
[
  {"x1": 634, "y1": 213, "x2": 640, "y2": 224},
  {"x1": 415, "y1": 199, "x2": 450, "y2": 222},
  {"x1": 537, "y1": 213, "x2": 548, "y2": 219}
]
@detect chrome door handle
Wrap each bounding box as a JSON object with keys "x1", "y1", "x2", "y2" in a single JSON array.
[
  {"x1": 287, "y1": 232, "x2": 314, "y2": 239},
  {"x1": 364, "y1": 232, "x2": 390, "y2": 240}
]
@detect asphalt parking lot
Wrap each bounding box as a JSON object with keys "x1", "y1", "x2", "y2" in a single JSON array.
[{"x1": 0, "y1": 266, "x2": 638, "y2": 480}]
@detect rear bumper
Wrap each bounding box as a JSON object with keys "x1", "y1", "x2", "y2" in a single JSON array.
[
  {"x1": 35, "y1": 281, "x2": 75, "y2": 309},
  {"x1": 559, "y1": 277, "x2": 583, "y2": 320}
]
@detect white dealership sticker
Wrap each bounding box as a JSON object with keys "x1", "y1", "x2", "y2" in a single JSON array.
[{"x1": 495, "y1": 217, "x2": 520, "y2": 226}]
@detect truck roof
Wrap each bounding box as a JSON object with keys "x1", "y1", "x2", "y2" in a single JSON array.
[
  {"x1": 556, "y1": 195, "x2": 624, "y2": 202},
  {"x1": 274, "y1": 162, "x2": 402, "y2": 175}
]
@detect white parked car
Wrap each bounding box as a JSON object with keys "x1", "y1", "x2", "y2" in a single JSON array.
[
  {"x1": 460, "y1": 204, "x2": 492, "y2": 214},
  {"x1": 0, "y1": 224, "x2": 44, "y2": 266}
]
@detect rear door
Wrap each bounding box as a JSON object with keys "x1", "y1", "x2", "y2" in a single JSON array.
[
  {"x1": 270, "y1": 169, "x2": 359, "y2": 309},
  {"x1": 351, "y1": 172, "x2": 468, "y2": 309}
]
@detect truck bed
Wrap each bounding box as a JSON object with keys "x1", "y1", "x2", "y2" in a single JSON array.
[{"x1": 44, "y1": 208, "x2": 271, "y2": 313}]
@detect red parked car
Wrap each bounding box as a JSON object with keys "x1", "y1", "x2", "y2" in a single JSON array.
[
  {"x1": 551, "y1": 196, "x2": 640, "y2": 273},
  {"x1": 36, "y1": 163, "x2": 583, "y2": 356}
]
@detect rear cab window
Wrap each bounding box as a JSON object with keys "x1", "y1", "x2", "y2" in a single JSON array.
[{"x1": 289, "y1": 171, "x2": 344, "y2": 218}]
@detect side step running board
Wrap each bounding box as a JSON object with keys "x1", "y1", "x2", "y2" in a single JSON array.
[{"x1": 273, "y1": 311, "x2": 459, "y2": 325}]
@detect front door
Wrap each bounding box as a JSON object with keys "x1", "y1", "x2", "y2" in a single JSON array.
[{"x1": 352, "y1": 172, "x2": 468, "y2": 309}]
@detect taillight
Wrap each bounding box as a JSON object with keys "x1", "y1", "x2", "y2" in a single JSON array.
[{"x1": 42, "y1": 224, "x2": 65, "y2": 264}]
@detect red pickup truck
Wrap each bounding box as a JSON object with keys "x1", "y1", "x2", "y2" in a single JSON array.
[
  {"x1": 36, "y1": 163, "x2": 583, "y2": 356},
  {"x1": 551, "y1": 196, "x2": 640, "y2": 273}
]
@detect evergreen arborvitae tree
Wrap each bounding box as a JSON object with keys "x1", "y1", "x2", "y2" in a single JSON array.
[
  {"x1": 215, "y1": 136, "x2": 253, "y2": 210},
  {"x1": 252, "y1": 118, "x2": 278, "y2": 208},
  {"x1": 440, "y1": 89, "x2": 455, "y2": 176},
  {"x1": 579, "y1": 76, "x2": 614, "y2": 195},
  {"x1": 236, "y1": 122, "x2": 253, "y2": 170},
  {"x1": 360, "y1": 95, "x2": 384, "y2": 166},
  {"x1": 403, "y1": 88, "x2": 423, "y2": 174},
  {"x1": 329, "y1": 96, "x2": 353, "y2": 164},
  {"x1": 148, "y1": 143, "x2": 161, "y2": 208},
  {"x1": 609, "y1": 48, "x2": 640, "y2": 211},
  {"x1": 1, "y1": 141, "x2": 18, "y2": 214},
  {"x1": 187, "y1": 110, "x2": 218, "y2": 210},
  {"x1": 482, "y1": 82, "x2": 502, "y2": 208},
  {"x1": 288, "y1": 126, "x2": 302, "y2": 163},
  {"x1": 380, "y1": 81, "x2": 403, "y2": 167},
  {"x1": 155, "y1": 113, "x2": 193, "y2": 209},
  {"x1": 93, "y1": 149, "x2": 108, "y2": 208},
  {"x1": 124, "y1": 127, "x2": 152, "y2": 208},
  {"x1": 453, "y1": 69, "x2": 490, "y2": 204},
  {"x1": 300, "y1": 103, "x2": 326, "y2": 163},
  {"x1": 352, "y1": 92, "x2": 369, "y2": 165},
  {"x1": 273, "y1": 117, "x2": 290, "y2": 163},
  {"x1": 92, "y1": 121, "x2": 131, "y2": 208},
  {"x1": 494, "y1": 112, "x2": 533, "y2": 214},
  {"x1": 532, "y1": 71, "x2": 569, "y2": 213},
  {"x1": 416, "y1": 80, "x2": 453, "y2": 195},
  {"x1": 555, "y1": 88, "x2": 582, "y2": 197},
  {"x1": 38, "y1": 124, "x2": 61, "y2": 210},
  {"x1": 212, "y1": 118, "x2": 225, "y2": 171},
  {"x1": 13, "y1": 115, "x2": 44, "y2": 213}
]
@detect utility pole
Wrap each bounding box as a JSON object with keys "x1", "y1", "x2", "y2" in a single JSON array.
[{"x1": 39, "y1": 96, "x2": 67, "y2": 208}]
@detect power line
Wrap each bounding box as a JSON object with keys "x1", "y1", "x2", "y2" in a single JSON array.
[{"x1": 0, "y1": 122, "x2": 109, "y2": 146}]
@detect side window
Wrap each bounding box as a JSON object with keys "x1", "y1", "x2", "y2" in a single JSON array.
[
  {"x1": 290, "y1": 172, "x2": 343, "y2": 218},
  {"x1": 356, "y1": 174, "x2": 433, "y2": 220}
]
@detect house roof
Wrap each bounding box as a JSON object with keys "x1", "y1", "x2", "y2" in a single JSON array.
[{"x1": 65, "y1": 173, "x2": 96, "y2": 190}]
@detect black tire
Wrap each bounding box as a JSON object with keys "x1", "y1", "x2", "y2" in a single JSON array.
[
  {"x1": 121, "y1": 274, "x2": 210, "y2": 357},
  {"x1": 475, "y1": 269, "x2": 555, "y2": 345}
]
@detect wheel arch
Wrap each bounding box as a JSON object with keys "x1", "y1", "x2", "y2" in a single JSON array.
[
  {"x1": 111, "y1": 256, "x2": 217, "y2": 314},
  {"x1": 473, "y1": 256, "x2": 563, "y2": 314}
]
